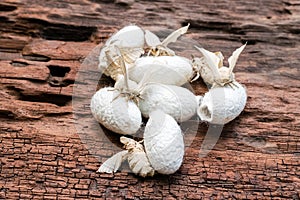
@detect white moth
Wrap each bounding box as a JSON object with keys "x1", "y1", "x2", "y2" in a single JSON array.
[
  {"x1": 191, "y1": 51, "x2": 224, "y2": 83},
  {"x1": 97, "y1": 136, "x2": 155, "y2": 177},
  {"x1": 120, "y1": 136, "x2": 155, "y2": 177},
  {"x1": 195, "y1": 44, "x2": 248, "y2": 124},
  {"x1": 144, "y1": 110, "x2": 184, "y2": 174},
  {"x1": 138, "y1": 84, "x2": 197, "y2": 122},
  {"x1": 194, "y1": 44, "x2": 246, "y2": 88},
  {"x1": 99, "y1": 25, "x2": 145, "y2": 80},
  {"x1": 128, "y1": 55, "x2": 194, "y2": 86},
  {"x1": 145, "y1": 24, "x2": 190, "y2": 56}
]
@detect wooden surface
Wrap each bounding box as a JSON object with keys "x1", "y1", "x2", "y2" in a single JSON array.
[{"x1": 0, "y1": 0, "x2": 300, "y2": 199}]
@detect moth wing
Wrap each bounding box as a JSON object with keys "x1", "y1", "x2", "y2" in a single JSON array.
[
  {"x1": 214, "y1": 51, "x2": 224, "y2": 68},
  {"x1": 195, "y1": 46, "x2": 221, "y2": 79},
  {"x1": 145, "y1": 30, "x2": 161, "y2": 47},
  {"x1": 114, "y1": 46, "x2": 130, "y2": 89},
  {"x1": 120, "y1": 136, "x2": 137, "y2": 145},
  {"x1": 97, "y1": 150, "x2": 129, "y2": 173},
  {"x1": 105, "y1": 48, "x2": 120, "y2": 70},
  {"x1": 228, "y1": 43, "x2": 247, "y2": 75},
  {"x1": 162, "y1": 23, "x2": 190, "y2": 46},
  {"x1": 106, "y1": 45, "x2": 130, "y2": 88},
  {"x1": 119, "y1": 47, "x2": 144, "y2": 64}
]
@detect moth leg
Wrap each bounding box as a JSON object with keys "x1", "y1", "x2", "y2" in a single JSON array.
[
  {"x1": 138, "y1": 139, "x2": 144, "y2": 144},
  {"x1": 154, "y1": 49, "x2": 160, "y2": 57},
  {"x1": 111, "y1": 93, "x2": 121, "y2": 102},
  {"x1": 190, "y1": 72, "x2": 200, "y2": 82},
  {"x1": 126, "y1": 99, "x2": 129, "y2": 108},
  {"x1": 231, "y1": 81, "x2": 239, "y2": 89},
  {"x1": 133, "y1": 99, "x2": 138, "y2": 105},
  {"x1": 211, "y1": 83, "x2": 218, "y2": 89},
  {"x1": 227, "y1": 81, "x2": 239, "y2": 90},
  {"x1": 108, "y1": 88, "x2": 117, "y2": 92},
  {"x1": 109, "y1": 87, "x2": 122, "y2": 103},
  {"x1": 228, "y1": 82, "x2": 235, "y2": 90}
]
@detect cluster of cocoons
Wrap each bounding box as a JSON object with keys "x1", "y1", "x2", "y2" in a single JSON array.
[{"x1": 90, "y1": 24, "x2": 247, "y2": 177}]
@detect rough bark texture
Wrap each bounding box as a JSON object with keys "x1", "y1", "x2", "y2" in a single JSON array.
[{"x1": 1, "y1": 0, "x2": 300, "y2": 199}]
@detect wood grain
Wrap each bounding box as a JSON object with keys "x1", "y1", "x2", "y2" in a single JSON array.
[{"x1": 0, "y1": 0, "x2": 299, "y2": 199}]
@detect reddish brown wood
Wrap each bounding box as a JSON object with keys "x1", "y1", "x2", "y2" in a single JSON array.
[{"x1": 0, "y1": 0, "x2": 300, "y2": 199}]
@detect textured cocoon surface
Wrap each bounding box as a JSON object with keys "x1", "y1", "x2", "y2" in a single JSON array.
[
  {"x1": 144, "y1": 110, "x2": 184, "y2": 174},
  {"x1": 90, "y1": 87, "x2": 142, "y2": 135},
  {"x1": 129, "y1": 56, "x2": 193, "y2": 86},
  {"x1": 138, "y1": 84, "x2": 197, "y2": 122},
  {"x1": 197, "y1": 82, "x2": 247, "y2": 124}
]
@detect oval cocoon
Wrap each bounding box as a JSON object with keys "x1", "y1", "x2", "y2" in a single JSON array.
[
  {"x1": 129, "y1": 56, "x2": 193, "y2": 86},
  {"x1": 138, "y1": 84, "x2": 197, "y2": 122},
  {"x1": 197, "y1": 82, "x2": 247, "y2": 124},
  {"x1": 90, "y1": 87, "x2": 142, "y2": 135},
  {"x1": 144, "y1": 110, "x2": 184, "y2": 174}
]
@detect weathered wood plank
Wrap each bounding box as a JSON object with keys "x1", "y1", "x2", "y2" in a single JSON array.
[{"x1": 0, "y1": 0, "x2": 299, "y2": 199}]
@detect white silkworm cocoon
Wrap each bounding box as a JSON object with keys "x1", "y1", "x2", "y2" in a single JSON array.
[
  {"x1": 197, "y1": 81, "x2": 247, "y2": 124},
  {"x1": 138, "y1": 84, "x2": 197, "y2": 122},
  {"x1": 90, "y1": 87, "x2": 142, "y2": 135},
  {"x1": 144, "y1": 110, "x2": 184, "y2": 174},
  {"x1": 129, "y1": 56, "x2": 193, "y2": 86}
]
